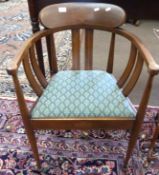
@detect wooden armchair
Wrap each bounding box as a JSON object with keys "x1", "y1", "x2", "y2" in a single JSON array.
[{"x1": 7, "y1": 3, "x2": 159, "y2": 169}]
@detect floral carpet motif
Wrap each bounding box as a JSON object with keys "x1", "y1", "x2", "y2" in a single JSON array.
[
  {"x1": 0, "y1": 98, "x2": 159, "y2": 174},
  {"x1": 0, "y1": 0, "x2": 72, "y2": 98}
]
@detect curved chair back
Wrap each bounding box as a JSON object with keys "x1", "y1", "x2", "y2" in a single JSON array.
[{"x1": 39, "y1": 3, "x2": 126, "y2": 29}]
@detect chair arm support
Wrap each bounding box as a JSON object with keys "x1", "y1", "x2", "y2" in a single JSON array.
[
  {"x1": 6, "y1": 40, "x2": 32, "y2": 119},
  {"x1": 9, "y1": 71, "x2": 31, "y2": 122}
]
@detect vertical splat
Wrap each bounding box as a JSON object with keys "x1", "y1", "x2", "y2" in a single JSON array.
[
  {"x1": 72, "y1": 29, "x2": 80, "y2": 70},
  {"x1": 107, "y1": 32, "x2": 115, "y2": 73},
  {"x1": 85, "y1": 29, "x2": 94, "y2": 70},
  {"x1": 117, "y1": 44, "x2": 137, "y2": 88},
  {"x1": 46, "y1": 34, "x2": 58, "y2": 75}
]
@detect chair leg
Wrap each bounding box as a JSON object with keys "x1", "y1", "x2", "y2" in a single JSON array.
[
  {"x1": 147, "y1": 123, "x2": 159, "y2": 160},
  {"x1": 26, "y1": 129, "x2": 41, "y2": 169},
  {"x1": 124, "y1": 127, "x2": 139, "y2": 168}
]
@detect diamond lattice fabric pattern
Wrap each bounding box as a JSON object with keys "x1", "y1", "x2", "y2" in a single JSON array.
[{"x1": 31, "y1": 70, "x2": 136, "y2": 118}]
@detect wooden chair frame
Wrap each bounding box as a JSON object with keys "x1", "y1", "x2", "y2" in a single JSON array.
[{"x1": 7, "y1": 3, "x2": 159, "y2": 169}]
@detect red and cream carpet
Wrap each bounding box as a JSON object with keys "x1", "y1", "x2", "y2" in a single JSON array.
[{"x1": 0, "y1": 98, "x2": 159, "y2": 174}]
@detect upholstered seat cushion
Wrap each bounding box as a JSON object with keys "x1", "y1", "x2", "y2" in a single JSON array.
[{"x1": 31, "y1": 70, "x2": 136, "y2": 118}]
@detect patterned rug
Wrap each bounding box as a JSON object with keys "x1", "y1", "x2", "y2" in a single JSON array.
[
  {"x1": 0, "y1": 0, "x2": 72, "y2": 98},
  {"x1": 0, "y1": 98, "x2": 159, "y2": 174}
]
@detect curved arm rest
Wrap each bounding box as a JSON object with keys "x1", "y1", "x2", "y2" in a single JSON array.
[
  {"x1": 7, "y1": 30, "x2": 49, "y2": 97},
  {"x1": 116, "y1": 28, "x2": 159, "y2": 75},
  {"x1": 7, "y1": 39, "x2": 32, "y2": 75},
  {"x1": 7, "y1": 30, "x2": 48, "y2": 75}
]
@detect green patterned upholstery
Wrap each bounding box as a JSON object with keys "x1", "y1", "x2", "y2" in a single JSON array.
[{"x1": 31, "y1": 70, "x2": 136, "y2": 118}]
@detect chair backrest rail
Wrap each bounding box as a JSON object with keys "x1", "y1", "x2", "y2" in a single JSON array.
[
  {"x1": 29, "y1": 46, "x2": 48, "y2": 88},
  {"x1": 22, "y1": 54, "x2": 43, "y2": 96},
  {"x1": 72, "y1": 29, "x2": 80, "y2": 70},
  {"x1": 117, "y1": 44, "x2": 137, "y2": 88},
  {"x1": 8, "y1": 26, "x2": 158, "y2": 98},
  {"x1": 123, "y1": 53, "x2": 144, "y2": 96},
  {"x1": 85, "y1": 28, "x2": 94, "y2": 70},
  {"x1": 35, "y1": 39, "x2": 46, "y2": 75},
  {"x1": 107, "y1": 32, "x2": 115, "y2": 73},
  {"x1": 46, "y1": 34, "x2": 58, "y2": 75}
]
